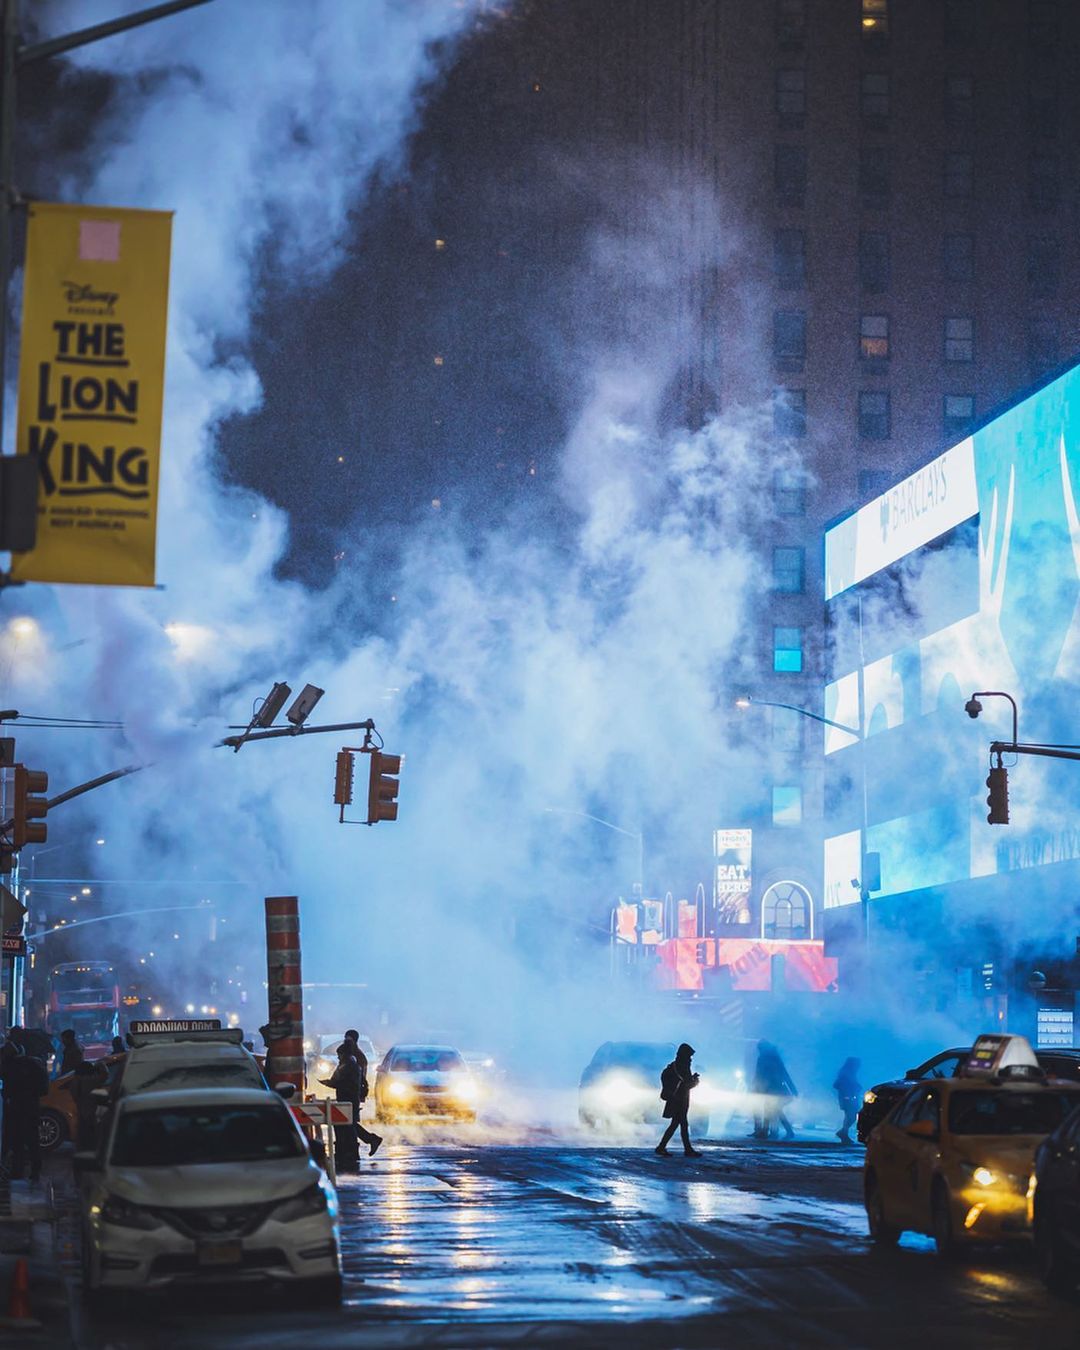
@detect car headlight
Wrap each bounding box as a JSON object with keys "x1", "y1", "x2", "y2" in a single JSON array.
[
  {"x1": 387, "y1": 1078, "x2": 409, "y2": 1099},
  {"x1": 273, "y1": 1182, "x2": 332, "y2": 1223},
  {"x1": 600, "y1": 1074, "x2": 643, "y2": 1109},
  {"x1": 450, "y1": 1074, "x2": 479, "y2": 1101},
  {"x1": 863, "y1": 1091, "x2": 877, "y2": 1105},
  {"x1": 959, "y1": 1162, "x2": 998, "y2": 1188},
  {"x1": 98, "y1": 1194, "x2": 161, "y2": 1230},
  {"x1": 316, "y1": 1057, "x2": 333, "y2": 1075}
]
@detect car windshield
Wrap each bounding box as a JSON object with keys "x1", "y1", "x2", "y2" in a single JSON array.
[
  {"x1": 131, "y1": 1063, "x2": 264, "y2": 1092},
  {"x1": 111, "y1": 1104, "x2": 305, "y2": 1167},
  {"x1": 913, "y1": 1053, "x2": 963, "y2": 1080},
  {"x1": 391, "y1": 1049, "x2": 464, "y2": 1073},
  {"x1": 948, "y1": 1090, "x2": 1080, "y2": 1135},
  {"x1": 606, "y1": 1044, "x2": 674, "y2": 1073},
  {"x1": 64, "y1": 1012, "x2": 117, "y2": 1043}
]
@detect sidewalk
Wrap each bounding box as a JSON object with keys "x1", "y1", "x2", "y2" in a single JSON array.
[{"x1": 0, "y1": 1159, "x2": 75, "y2": 1347}]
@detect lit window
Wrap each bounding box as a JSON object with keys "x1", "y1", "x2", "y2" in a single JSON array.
[
  {"x1": 776, "y1": 0, "x2": 805, "y2": 46},
  {"x1": 774, "y1": 388, "x2": 807, "y2": 438},
  {"x1": 762, "y1": 880, "x2": 810, "y2": 935},
  {"x1": 775, "y1": 229, "x2": 806, "y2": 287},
  {"x1": 773, "y1": 626, "x2": 803, "y2": 673},
  {"x1": 860, "y1": 314, "x2": 889, "y2": 361},
  {"x1": 944, "y1": 316, "x2": 974, "y2": 362},
  {"x1": 775, "y1": 68, "x2": 806, "y2": 119},
  {"x1": 1029, "y1": 151, "x2": 1059, "y2": 211},
  {"x1": 861, "y1": 72, "x2": 889, "y2": 120},
  {"x1": 945, "y1": 74, "x2": 974, "y2": 125},
  {"x1": 859, "y1": 146, "x2": 890, "y2": 201},
  {"x1": 773, "y1": 470, "x2": 806, "y2": 517},
  {"x1": 858, "y1": 390, "x2": 890, "y2": 439},
  {"x1": 943, "y1": 233, "x2": 974, "y2": 282},
  {"x1": 1028, "y1": 317, "x2": 1059, "y2": 376},
  {"x1": 772, "y1": 546, "x2": 805, "y2": 593},
  {"x1": 775, "y1": 145, "x2": 807, "y2": 204},
  {"x1": 861, "y1": 0, "x2": 888, "y2": 37},
  {"x1": 771, "y1": 785, "x2": 803, "y2": 827},
  {"x1": 773, "y1": 310, "x2": 806, "y2": 365},
  {"x1": 943, "y1": 151, "x2": 973, "y2": 198},
  {"x1": 1027, "y1": 236, "x2": 1060, "y2": 297},
  {"x1": 943, "y1": 394, "x2": 974, "y2": 439},
  {"x1": 858, "y1": 231, "x2": 890, "y2": 291}
]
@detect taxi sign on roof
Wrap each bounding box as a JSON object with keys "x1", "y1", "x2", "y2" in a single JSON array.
[
  {"x1": 129, "y1": 1018, "x2": 222, "y2": 1034},
  {"x1": 961, "y1": 1033, "x2": 1040, "y2": 1079}
]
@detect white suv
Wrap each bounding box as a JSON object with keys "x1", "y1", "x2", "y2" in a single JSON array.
[{"x1": 78, "y1": 1087, "x2": 341, "y2": 1302}]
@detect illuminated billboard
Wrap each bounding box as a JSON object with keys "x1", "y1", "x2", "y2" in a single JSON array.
[{"x1": 823, "y1": 362, "x2": 1080, "y2": 910}]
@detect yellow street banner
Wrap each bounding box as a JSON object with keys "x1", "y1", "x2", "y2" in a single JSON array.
[{"x1": 12, "y1": 202, "x2": 172, "y2": 587}]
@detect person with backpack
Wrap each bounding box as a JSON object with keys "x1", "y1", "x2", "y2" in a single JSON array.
[
  {"x1": 655, "y1": 1043, "x2": 702, "y2": 1157},
  {"x1": 338, "y1": 1032, "x2": 383, "y2": 1158},
  {"x1": 833, "y1": 1057, "x2": 862, "y2": 1144}
]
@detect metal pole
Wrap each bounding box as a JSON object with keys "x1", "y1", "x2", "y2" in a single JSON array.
[{"x1": 0, "y1": 0, "x2": 18, "y2": 454}]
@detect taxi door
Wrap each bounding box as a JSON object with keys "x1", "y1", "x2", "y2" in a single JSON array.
[
  {"x1": 904, "y1": 1084, "x2": 943, "y2": 1233},
  {"x1": 873, "y1": 1085, "x2": 934, "y2": 1228}
]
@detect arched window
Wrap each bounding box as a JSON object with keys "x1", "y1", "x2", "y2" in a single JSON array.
[{"x1": 761, "y1": 880, "x2": 813, "y2": 940}]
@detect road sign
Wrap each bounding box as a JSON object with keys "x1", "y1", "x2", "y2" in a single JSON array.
[
  {"x1": 1, "y1": 933, "x2": 26, "y2": 957},
  {"x1": 290, "y1": 1100, "x2": 354, "y2": 1127}
]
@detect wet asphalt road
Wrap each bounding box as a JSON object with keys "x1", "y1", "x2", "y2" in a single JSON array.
[{"x1": 58, "y1": 1135, "x2": 1080, "y2": 1349}]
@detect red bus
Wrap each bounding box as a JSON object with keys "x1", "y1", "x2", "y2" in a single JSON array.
[{"x1": 47, "y1": 961, "x2": 121, "y2": 1060}]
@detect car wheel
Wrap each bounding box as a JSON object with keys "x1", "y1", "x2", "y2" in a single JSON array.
[
  {"x1": 932, "y1": 1181, "x2": 962, "y2": 1260},
  {"x1": 1035, "y1": 1198, "x2": 1079, "y2": 1295},
  {"x1": 38, "y1": 1109, "x2": 68, "y2": 1153},
  {"x1": 865, "y1": 1170, "x2": 900, "y2": 1246}
]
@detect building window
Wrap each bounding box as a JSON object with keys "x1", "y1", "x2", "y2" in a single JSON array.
[
  {"x1": 775, "y1": 68, "x2": 806, "y2": 121},
  {"x1": 1029, "y1": 1, "x2": 1059, "y2": 47},
  {"x1": 762, "y1": 880, "x2": 811, "y2": 937},
  {"x1": 944, "y1": 0, "x2": 976, "y2": 47},
  {"x1": 771, "y1": 786, "x2": 803, "y2": 828},
  {"x1": 859, "y1": 146, "x2": 890, "y2": 203},
  {"x1": 773, "y1": 626, "x2": 803, "y2": 673},
  {"x1": 1029, "y1": 151, "x2": 1059, "y2": 210},
  {"x1": 775, "y1": 145, "x2": 807, "y2": 204},
  {"x1": 773, "y1": 388, "x2": 807, "y2": 438},
  {"x1": 772, "y1": 546, "x2": 805, "y2": 594},
  {"x1": 775, "y1": 229, "x2": 806, "y2": 287},
  {"x1": 943, "y1": 233, "x2": 974, "y2": 282},
  {"x1": 860, "y1": 314, "x2": 890, "y2": 361},
  {"x1": 776, "y1": 0, "x2": 805, "y2": 47},
  {"x1": 858, "y1": 470, "x2": 891, "y2": 499},
  {"x1": 1029, "y1": 71, "x2": 1059, "y2": 138},
  {"x1": 773, "y1": 469, "x2": 806, "y2": 516},
  {"x1": 773, "y1": 310, "x2": 806, "y2": 368},
  {"x1": 858, "y1": 390, "x2": 891, "y2": 439},
  {"x1": 943, "y1": 150, "x2": 973, "y2": 198},
  {"x1": 944, "y1": 316, "x2": 974, "y2": 362},
  {"x1": 859, "y1": 231, "x2": 889, "y2": 291},
  {"x1": 943, "y1": 394, "x2": 974, "y2": 440},
  {"x1": 945, "y1": 74, "x2": 974, "y2": 126},
  {"x1": 1028, "y1": 317, "x2": 1059, "y2": 376},
  {"x1": 861, "y1": 0, "x2": 888, "y2": 39},
  {"x1": 1027, "y1": 236, "x2": 1060, "y2": 297},
  {"x1": 861, "y1": 72, "x2": 889, "y2": 121}
]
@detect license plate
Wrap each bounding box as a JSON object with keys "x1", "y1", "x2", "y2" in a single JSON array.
[{"x1": 197, "y1": 1240, "x2": 243, "y2": 1267}]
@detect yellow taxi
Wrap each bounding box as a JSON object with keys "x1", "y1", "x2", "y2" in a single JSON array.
[{"x1": 864, "y1": 1033, "x2": 1080, "y2": 1257}]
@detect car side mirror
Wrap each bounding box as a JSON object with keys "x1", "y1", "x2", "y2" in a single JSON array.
[
  {"x1": 73, "y1": 1151, "x2": 102, "y2": 1176},
  {"x1": 904, "y1": 1069, "x2": 918, "y2": 1080},
  {"x1": 905, "y1": 1120, "x2": 936, "y2": 1139},
  {"x1": 274, "y1": 1081, "x2": 296, "y2": 1099}
]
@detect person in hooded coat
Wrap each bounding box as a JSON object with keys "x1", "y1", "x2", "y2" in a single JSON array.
[
  {"x1": 833, "y1": 1057, "x2": 862, "y2": 1144},
  {"x1": 655, "y1": 1043, "x2": 703, "y2": 1157}
]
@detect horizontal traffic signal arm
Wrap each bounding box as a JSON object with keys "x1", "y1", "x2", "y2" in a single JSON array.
[{"x1": 989, "y1": 740, "x2": 1080, "y2": 762}]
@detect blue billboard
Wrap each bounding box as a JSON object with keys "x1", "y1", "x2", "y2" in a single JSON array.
[{"x1": 823, "y1": 363, "x2": 1080, "y2": 912}]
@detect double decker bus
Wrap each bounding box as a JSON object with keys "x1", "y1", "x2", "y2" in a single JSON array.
[{"x1": 46, "y1": 961, "x2": 121, "y2": 1060}]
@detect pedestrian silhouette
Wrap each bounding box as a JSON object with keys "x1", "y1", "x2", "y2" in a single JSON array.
[
  {"x1": 655, "y1": 1043, "x2": 702, "y2": 1157},
  {"x1": 752, "y1": 1041, "x2": 797, "y2": 1140},
  {"x1": 341, "y1": 1030, "x2": 383, "y2": 1157},
  {"x1": 59, "y1": 1028, "x2": 84, "y2": 1076},
  {"x1": 833, "y1": 1057, "x2": 862, "y2": 1144}
]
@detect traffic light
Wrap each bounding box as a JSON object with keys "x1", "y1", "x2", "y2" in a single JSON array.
[
  {"x1": 986, "y1": 764, "x2": 1009, "y2": 825},
  {"x1": 13, "y1": 765, "x2": 48, "y2": 849},
  {"x1": 333, "y1": 750, "x2": 354, "y2": 806},
  {"x1": 366, "y1": 750, "x2": 401, "y2": 824}
]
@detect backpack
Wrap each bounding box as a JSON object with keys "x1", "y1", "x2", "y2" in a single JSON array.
[{"x1": 659, "y1": 1063, "x2": 680, "y2": 1102}]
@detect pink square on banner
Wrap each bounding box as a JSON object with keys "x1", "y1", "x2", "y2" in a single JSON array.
[{"x1": 78, "y1": 219, "x2": 121, "y2": 262}]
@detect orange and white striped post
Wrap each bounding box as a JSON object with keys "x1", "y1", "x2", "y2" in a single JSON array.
[{"x1": 263, "y1": 895, "x2": 305, "y2": 1094}]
